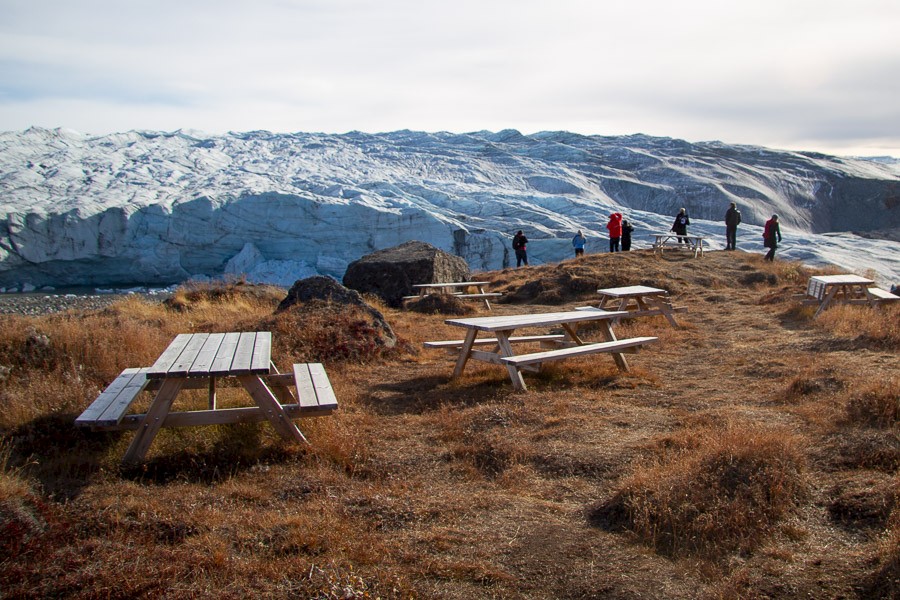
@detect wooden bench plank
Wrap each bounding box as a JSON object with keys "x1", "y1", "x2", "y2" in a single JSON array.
[
  {"x1": 293, "y1": 362, "x2": 338, "y2": 412},
  {"x1": 868, "y1": 287, "x2": 900, "y2": 301},
  {"x1": 75, "y1": 368, "x2": 150, "y2": 429},
  {"x1": 500, "y1": 336, "x2": 658, "y2": 367},
  {"x1": 308, "y1": 363, "x2": 338, "y2": 410},
  {"x1": 424, "y1": 334, "x2": 566, "y2": 349}
]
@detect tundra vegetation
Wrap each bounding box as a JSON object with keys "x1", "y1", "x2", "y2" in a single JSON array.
[{"x1": 1, "y1": 250, "x2": 898, "y2": 599}]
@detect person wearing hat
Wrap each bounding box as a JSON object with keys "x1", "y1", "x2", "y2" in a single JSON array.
[
  {"x1": 724, "y1": 202, "x2": 742, "y2": 250},
  {"x1": 763, "y1": 215, "x2": 782, "y2": 261}
]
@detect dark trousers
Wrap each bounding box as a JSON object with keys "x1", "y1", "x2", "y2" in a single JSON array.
[
  {"x1": 515, "y1": 249, "x2": 528, "y2": 267},
  {"x1": 574, "y1": 248, "x2": 584, "y2": 257},
  {"x1": 609, "y1": 237, "x2": 620, "y2": 252},
  {"x1": 765, "y1": 243, "x2": 777, "y2": 261},
  {"x1": 726, "y1": 225, "x2": 737, "y2": 250}
]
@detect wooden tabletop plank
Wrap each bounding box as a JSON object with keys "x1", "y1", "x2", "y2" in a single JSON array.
[
  {"x1": 167, "y1": 333, "x2": 210, "y2": 377},
  {"x1": 810, "y1": 274, "x2": 874, "y2": 285},
  {"x1": 446, "y1": 310, "x2": 628, "y2": 332},
  {"x1": 209, "y1": 332, "x2": 242, "y2": 375},
  {"x1": 189, "y1": 333, "x2": 226, "y2": 376},
  {"x1": 147, "y1": 333, "x2": 194, "y2": 379},
  {"x1": 230, "y1": 332, "x2": 258, "y2": 374},
  {"x1": 413, "y1": 281, "x2": 489, "y2": 288},
  {"x1": 250, "y1": 331, "x2": 272, "y2": 373},
  {"x1": 598, "y1": 285, "x2": 667, "y2": 297}
]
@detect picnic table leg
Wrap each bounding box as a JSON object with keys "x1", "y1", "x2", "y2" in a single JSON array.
[
  {"x1": 598, "y1": 321, "x2": 630, "y2": 372},
  {"x1": 561, "y1": 323, "x2": 585, "y2": 345},
  {"x1": 238, "y1": 375, "x2": 308, "y2": 445},
  {"x1": 451, "y1": 328, "x2": 478, "y2": 378},
  {"x1": 208, "y1": 376, "x2": 217, "y2": 410},
  {"x1": 477, "y1": 285, "x2": 492, "y2": 310},
  {"x1": 814, "y1": 286, "x2": 839, "y2": 318},
  {"x1": 644, "y1": 295, "x2": 680, "y2": 328},
  {"x1": 122, "y1": 377, "x2": 185, "y2": 465},
  {"x1": 495, "y1": 331, "x2": 527, "y2": 391}
]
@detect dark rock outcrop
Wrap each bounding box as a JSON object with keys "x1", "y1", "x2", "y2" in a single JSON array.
[
  {"x1": 277, "y1": 275, "x2": 396, "y2": 347},
  {"x1": 342, "y1": 241, "x2": 470, "y2": 306}
]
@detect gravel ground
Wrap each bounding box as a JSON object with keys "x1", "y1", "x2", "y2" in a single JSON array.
[{"x1": 0, "y1": 291, "x2": 172, "y2": 316}]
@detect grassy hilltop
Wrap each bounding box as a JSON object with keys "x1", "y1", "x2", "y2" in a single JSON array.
[{"x1": 1, "y1": 249, "x2": 898, "y2": 599}]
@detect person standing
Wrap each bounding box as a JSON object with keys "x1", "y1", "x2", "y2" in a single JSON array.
[
  {"x1": 621, "y1": 218, "x2": 634, "y2": 251},
  {"x1": 725, "y1": 202, "x2": 742, "y2": 250},
  {"x1": 763, "y1": 215, "x2": 782, "y2": 261},
  {"x1": 572, "y1": 230, "x2": 586, "y2": 257},
  {"x1": 671, "y1": 208, "x2": 690, "y2": 245},
  {"x1": 512, "y1": 230, "x2": 529, "y2": 267},
  {"x1": 606, "y1": 213, "x2": 623, "y2": 252}
]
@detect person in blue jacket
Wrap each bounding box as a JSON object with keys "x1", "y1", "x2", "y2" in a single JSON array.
[{"x1": 572, "y1": 230, "x2": 586, "y2": 257}]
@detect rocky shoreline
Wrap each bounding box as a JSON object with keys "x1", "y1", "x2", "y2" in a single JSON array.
[{"x1": 0, "y1": 291, "x2": 172, "y2": 316}]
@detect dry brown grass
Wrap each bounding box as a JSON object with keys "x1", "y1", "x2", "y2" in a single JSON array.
[
  {"x1": 591, "y1": 420, "x2": 807, "y2": 557},
  {"x1": 1, "y1": 250, "x2": 899, "y2": 598}
]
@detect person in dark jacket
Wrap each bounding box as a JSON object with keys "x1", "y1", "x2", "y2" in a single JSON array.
[
  {"x1": 512, "y1": 230, "x2": 528, "y2": 267},
  {"x1": 763, "y1": 215, "x2": 782, "y2": 261},
  {"x1": 606, "y1": 213, "x2": 623, "y2": 252},
  {"x1": 724, "y1": 202, "x2": 742, "y2": 250},
  {"x1": 621, "y1": 219, "x2": 634, "y2": 251},
  {"x1": 671, "y1": 208, "x2": 690, "y2": 245}
]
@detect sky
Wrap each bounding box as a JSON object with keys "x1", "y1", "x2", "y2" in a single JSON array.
[{"x1": 1, "y1": 0, "x2": 899, "y2": 157}]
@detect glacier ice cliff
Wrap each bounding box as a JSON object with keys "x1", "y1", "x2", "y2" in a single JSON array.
[{"x1": 0, "y1": 127, "x2": 898, "y2": 290}]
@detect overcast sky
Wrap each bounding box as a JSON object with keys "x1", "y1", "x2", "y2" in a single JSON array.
[{"x1": 2, "y1": 0, "x2": 899, "y2": 157}]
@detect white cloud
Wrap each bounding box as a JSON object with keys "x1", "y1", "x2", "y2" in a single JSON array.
[{"x1": 1, "y1": 0, "x2": 899, "y2": 156}]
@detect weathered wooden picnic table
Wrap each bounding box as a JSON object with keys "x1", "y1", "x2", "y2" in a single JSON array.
[
  {"x1": 75, "y1": 332, "x2": 337, "y2": 464},
  {"x1": 405, "y1": 281, "x2": 502, "y2": 310},
  {"x1": 425, "y1": 310, "x2": 658, "y2": 391},
  {"x1": 651, "y1": 232, "x2": 705, "y2": 257},
  {"x1": 801, "y1": 274, "x2": 897, "y2": 317},
  {"x1": 592, "y1": 285, "x2": 686, "y2": 328}
]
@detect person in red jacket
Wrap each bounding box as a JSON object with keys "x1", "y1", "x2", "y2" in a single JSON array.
[
  {"x1": 606, "y1": 212, "x2": 623, "y2": 252},
  {"x1": 763, "y1": 214, "x2": 782, "y2": 261}
]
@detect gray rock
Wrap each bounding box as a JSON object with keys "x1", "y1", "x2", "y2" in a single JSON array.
[{"x1": 342, "y1": 241, "x2": 470, "y2": 306}]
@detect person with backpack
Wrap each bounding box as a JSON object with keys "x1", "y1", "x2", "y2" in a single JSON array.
[
  {"x1": 725, "y1": 202, "x2": 742, "y2": 250},
  {"x1": 572, "y1": 230, "x2": 586, "y2": 257},
  {"x1": 763, "y1": 215, "x2": 782, "y2": 261},
  {"x1": 671, "y1": 208, "x2": 690, "y2": 245},
  {"x1": 606, "y1": 212, "x2": 623, "y2": 252},
  {"x1": 512, "y1": 230, "x2": 529, "y2": 267},
  {"x1": 621, "y1": 218, "x2": 635, "y2": 251}
]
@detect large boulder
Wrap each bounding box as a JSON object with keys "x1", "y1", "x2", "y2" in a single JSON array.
[{"x1": 342, "y1": 241, "x2": 470, "y2": 306}]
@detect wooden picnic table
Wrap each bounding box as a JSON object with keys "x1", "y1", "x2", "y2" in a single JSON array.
[
  {"x1": 427, "y1": 310, "x2": 657, "y2": 391},
  {"x1": 651, "y1": 232, "x2": 705, "y2": 257},
  {"x1": 803, "y1": 274, "x2": 877, "y2": 317},
  {"x1": 406, "y1": 281, "x2": 502, "y2": 309},
  {"x1": 75, "y1": 332, "x2": 337, "y2": 464},
  {"x1": 594, "y1": 285, "x2": 685, "y2": 328}
]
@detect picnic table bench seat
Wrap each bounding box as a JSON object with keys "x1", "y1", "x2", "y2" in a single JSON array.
[
  {"x1": 500, "y1": 336, "x2": 658, "y2": 368},
  {"x1": 75, "y1": 367, "x2": 151, "y2": 430},
  {"x1": 867, "y1": 287, "x2": 900, "y2": 302},
  {"x1": 424, "y1": 334, "x2": 566, "y2": 349}
]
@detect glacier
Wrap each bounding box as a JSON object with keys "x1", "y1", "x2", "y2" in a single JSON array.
[{"x1": 0, "y1": 126, "x2": 898, "y2": 291}]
